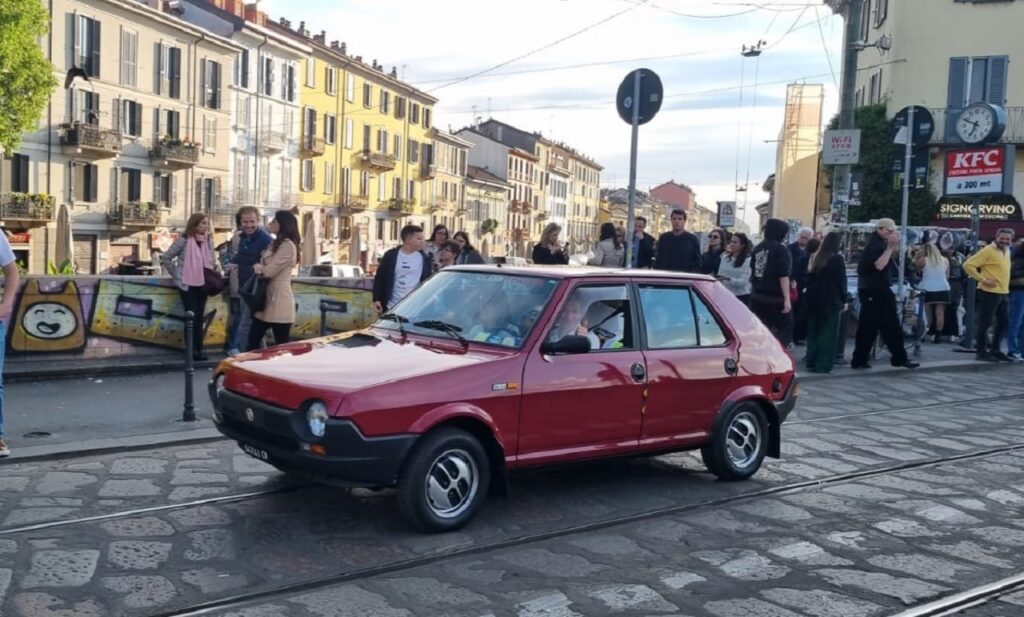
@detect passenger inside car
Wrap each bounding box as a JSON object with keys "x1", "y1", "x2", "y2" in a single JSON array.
[{"x1": 467, "y1": 302, "x2": 521, "y2": 346}]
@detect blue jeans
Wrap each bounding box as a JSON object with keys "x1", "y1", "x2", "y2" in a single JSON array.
[
  {"x1": 0, "y1": 320, "x2": 6, "y2": 438},
  {"x1": 228, "y1": 298, "x2": 252, "y2": 352},
  {"x1": 1009, "y1": 290, "x2": 1024, "y2": 356}
]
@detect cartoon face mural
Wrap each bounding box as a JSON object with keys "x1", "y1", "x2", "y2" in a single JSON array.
[{"x1": 9, "y1": 280, "x2": 88, "y2": 352}]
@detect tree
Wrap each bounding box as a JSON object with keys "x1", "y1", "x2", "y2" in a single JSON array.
[
  {"x1": 826, "y1": 104, "x2": 939, "y2": 226},
  {"x1": 0, "y1": 0, "x2": 56, "y2": 155}
]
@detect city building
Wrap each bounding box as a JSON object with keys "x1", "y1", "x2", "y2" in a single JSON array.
[
  {"x1": 464, "y1": 165, "x2": 510, "y2": 258},
  {"x1": 826, "y1": 0, "x2": 1024, "y2": 236},
  {"x1": 427, "y1": 129, "x2": 472, "y2": 234},
  {"x1": 769, "y1": 83, "x2": 824, "y2": 229},
  {"x1": 0, "y1": 0, "x2": 242, "y2": 273},
  {"x1": 567, "y1": 151, "x2": 602, "y2": 251}
]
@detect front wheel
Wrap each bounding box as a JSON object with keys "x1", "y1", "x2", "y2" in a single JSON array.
[
  {"x1": 397, "y1": 428, "x2": 490, "y2": 532},
  {"x1": 701, "y1": 402, "x2": 769, "y2": 481}
]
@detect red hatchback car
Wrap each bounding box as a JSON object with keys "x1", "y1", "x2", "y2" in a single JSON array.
[{"x1": 210, "y1": 266, "x2": 797, "y2": 531}]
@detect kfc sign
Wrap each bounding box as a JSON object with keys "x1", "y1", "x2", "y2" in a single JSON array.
[{"x1": 944, "y1": 145, "x2": 1015, "y2": 197}]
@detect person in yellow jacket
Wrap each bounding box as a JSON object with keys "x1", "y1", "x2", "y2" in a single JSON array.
[{"x1": 963, "y1": 228, "x2": 1015, "y2": 361}]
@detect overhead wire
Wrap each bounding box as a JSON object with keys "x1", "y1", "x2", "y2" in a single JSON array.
[{"x1": 814, "y1": 5, "x2": 840, "y2": 89}]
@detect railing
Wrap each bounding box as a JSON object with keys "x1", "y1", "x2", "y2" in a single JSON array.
[
  {"x1": 207, "y1": 206, "x2": 236, "y2": 229},
  {"x1": 60, "y1": 122, "x2": 122, "y2": 156},
  {"x1": 340, "y1": 197, "x2": 368, "y2": 214},
  {"x1": 0, "y1": 193, "x2": 56, "y2": 222},
  {"x1": 927, "y1": 107, "x2": 1024, "y2": 145},
  {"x1": 388, "y1": 198, "x2": 415, "y2": 215},
  {"x1": 420, "y1": 163, "x2": 436, "y2": 179},
  {"x1": 361, "y1": 150, "x2": 396, "y2": 171},
  {"x1": 227, "y1": 187, "x2": 257, "y2": 206},
  {"x1": 259, "y1": 130, "x2": 289, "y2": 152},
  {"x1": 108, "y1": 201, "x2": 162, "y2": 227},
  {"x1": 149, "y1": 140, "x2": 200, "y2": 167},
  {"x1": 299, "y1": 135, "x2": 326, "y2": 158}
]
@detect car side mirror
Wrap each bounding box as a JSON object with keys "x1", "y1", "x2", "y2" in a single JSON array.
[{"x1": 541, "y1": 335, "x2": 591, "y2": 355}]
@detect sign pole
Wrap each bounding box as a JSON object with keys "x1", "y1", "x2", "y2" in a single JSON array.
[
  {"x1": 897, "y1": 106, "x2": 914, "y2": 303},
  {"x1": 961, "y1": 195, "x2": 981, "y2": 349},
  {"x1": 624, "y1": 70, "x2": 641, "y2": 269}
]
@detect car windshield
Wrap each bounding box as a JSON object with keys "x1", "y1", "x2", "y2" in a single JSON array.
[{"x1": 375, "y1": 271, "x2": 559, "y2": 349}]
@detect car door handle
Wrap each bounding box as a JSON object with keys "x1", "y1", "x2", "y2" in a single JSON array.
[{"x1": 630, "y1": 363, "x2": 646, "y2": 383}]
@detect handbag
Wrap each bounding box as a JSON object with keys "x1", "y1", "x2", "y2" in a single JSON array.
[
  {"x1": 202, "y1": 268, "x2": 227, "y2": 297},
  {"x1": 239, "y1": 275, "x2": 268, "y2": 312}
]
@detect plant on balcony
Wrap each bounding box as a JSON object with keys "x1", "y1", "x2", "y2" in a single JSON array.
[
  {"x1": 46, "y1": 259, "x2": 74, "y2": 275},
  {"x1": 28, "y1": 193, "x2": 54, "y2": 218},
  {"x1": 157, "y1": 134, "x2": 200, "y2": 149},
  {"x1": 481, "y1": 218, "x2": 499, "y2": 235}
]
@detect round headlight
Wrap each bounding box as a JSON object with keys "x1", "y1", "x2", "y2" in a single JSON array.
[
  {"x1": 307, "y1": 401, "x2": 328, "y2": 438},
  {"x1": 214, "y1": 373, "x2": 226, "y2": 394}
]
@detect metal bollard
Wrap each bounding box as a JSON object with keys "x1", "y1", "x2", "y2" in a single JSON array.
[
  {"x1": 183, "y1": 310, "x2": 196, "y2": 422},
  {"x1": 319, "y1": 301, "x2": 328, "y2": 337}
]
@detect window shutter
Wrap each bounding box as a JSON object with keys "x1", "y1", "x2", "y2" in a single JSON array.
[
  {"x1": 111, "y1": 98, "x2": 121, "y2": 133},
  {"x1": 213, "y1": 176, "x2": 222, "y2": 209},
  {"x1": 170, "y1": 48, "x2": 181, "y2": 99},
  {"x1": 88, "y1": 164, "x2": 98, "y2": 202},
  {"x1": 153, "y1": 108, "x2": 161, "y2": 139},
  {"x1": 120, "y1": 28, "x2": 126, "y2": 85},
  {"x1": 194, "y1": 178, "x2": 202, "y2": 210},
  {"x1": 212, "y1": 61, "x2": 221, "y2": 109},
  {"x1": 169, "y1": 174, "x2": 177, "y2": 208},
  {"x1": 153, "y1": 172, "x2": 161, "y2": 202},
  {"x1": 241, "y1": 49, "x2": 250, "y2": 89},
  {"x1": 199, "y1": 59, "x2": 207, "y2": 107},
  {"x1": 133, "y1": 103, "x2": 142, "y2": 136},
  {"x1": 73, "y1": 17, "x2": 83, "y2": 72},
  {"x1": 946, "y1": 57, "x2": 968, "y2": 141},
  {"x1": 986, "y1": 56, "x2": 1008, "y2": 106},
  {"x1": 90, "y1": 19, "x2": 101, "y2": 78}
]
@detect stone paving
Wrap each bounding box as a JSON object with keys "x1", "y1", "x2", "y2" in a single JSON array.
[{"x1": 0, "y1": 367, "x2": 1021, "y2": 616}]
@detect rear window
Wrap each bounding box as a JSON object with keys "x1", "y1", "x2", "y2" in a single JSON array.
[{"x1": 638, "y1": 285, "x2": 729, "y2": 349}]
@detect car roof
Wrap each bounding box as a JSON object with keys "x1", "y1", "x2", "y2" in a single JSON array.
[{"x1": 446, "y1": 264, "x2": 716, "y2": 282}]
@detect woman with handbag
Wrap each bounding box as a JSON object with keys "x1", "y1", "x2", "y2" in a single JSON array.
[
  {"x1": 162, "y1": 213, "x2": 221, "y2": 361},
  {"x1": 247, "y1": 210, "x2": 300, "y2": 350}
]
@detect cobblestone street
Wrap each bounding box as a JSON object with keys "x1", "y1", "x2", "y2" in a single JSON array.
[{"x1": 1, "y1": 366, "x2": 1022, "y2": 616}]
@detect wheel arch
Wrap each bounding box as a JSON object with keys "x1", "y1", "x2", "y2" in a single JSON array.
[
  {"x1": 711, "y1": 386, "x2": 781, "y2": 459},
  {"x1": 410, "y1": 407, "x2": 509, "y2": 497}
]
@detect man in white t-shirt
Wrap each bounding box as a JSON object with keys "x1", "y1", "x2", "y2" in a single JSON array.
[
  {"x1": 372, "y1": 224, "x2": 431, "y2": 313},
  {"x1": 0, "y1": 231, "x2": 21, "y2": 457}
]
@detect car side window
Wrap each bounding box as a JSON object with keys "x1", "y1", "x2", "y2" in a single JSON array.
[
  {"x1": 692, "y1": 293, "x2": 728, "y2": 346},
  {"x1": 547, "y1": 284, "x2": 635, "y2": 352},
  {"x1": 638, "y1": 286, "x2": 698, "y2": 349}
]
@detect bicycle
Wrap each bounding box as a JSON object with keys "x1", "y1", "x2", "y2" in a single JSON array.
[{"x1": 870, "y1": 286, "x2": 926, "y2": 360}]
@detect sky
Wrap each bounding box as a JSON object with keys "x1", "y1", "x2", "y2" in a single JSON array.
[{"x1": 260, "y1": 0, "x2": 844, "y2": 229}]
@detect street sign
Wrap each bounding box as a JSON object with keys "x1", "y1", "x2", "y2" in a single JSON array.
[
  {"x1": 716, "y1": 201, "x2": 736, "y2": 228},
  {"x1": 616, "y1": 69, "x2": 663, "y2": 126},
  {"x1": 943, "y1": 145, "x2": 1016, "y2": 196},
  {"x1": 891, "y1": 106, "x2": 935, "y2": 147},
  {"x1": 822, "y1": 129, "x2": 861, "y2": 164},
  {"x1": 891, "y1": 148, "x2": 930, "y2": 190},
  {"x1": 849, "y1": 171, "x2": 863, "y2": 206}
]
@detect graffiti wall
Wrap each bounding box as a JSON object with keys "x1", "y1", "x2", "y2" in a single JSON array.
[{"x1": 2, "y1": 275, "x2": 375, "y2": 366}]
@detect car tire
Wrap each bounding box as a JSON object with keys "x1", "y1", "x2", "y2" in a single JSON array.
[
  {"x1": 701, "y1": 402, "x2": 769, "y2": 481},
  {"x1": 397, "y1": 428, "x2": 490, "y2": 533}
]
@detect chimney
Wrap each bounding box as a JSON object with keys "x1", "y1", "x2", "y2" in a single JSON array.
[
  {"x1": 279, "y1": 17, "x2": 290, "y2": 28},
  {"x1": 389, "y1": 66, "x2": 397, "y2": 78},
  {"x1": 298, "y1": 20, "x2": 308, "y2": 37},
  {"x1": 329, "y1": 40, "x2": 339, "y2": 50},
  {"x1": 371, "y1": 59, "x2": 377, "y2": 69},
  {"x1": 313, "y1": 31, "x2": 325, "y2": 44},
  {"x1": 355, "y1": 55, "x2": 362, "y2": 62},
  {"x1": 340, "y1": 42, "x2": 347, "y2": 55}
]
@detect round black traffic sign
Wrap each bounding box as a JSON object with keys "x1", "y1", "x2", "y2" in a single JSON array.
[
  {"x1": 890, "y1": 106, "x2": 935, "y2": 147},
  {"x1": 617, "y1": 69, "x2": 663, "y2": 126}
]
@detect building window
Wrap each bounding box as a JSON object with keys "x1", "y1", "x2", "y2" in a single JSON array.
[
  {"x1": 408, "y1": 139, "x2": 419, "y2": 164},
  {"x1": 377, "y1": 129, "x2": 388, "y2": 153},
  {"x1": 362, "y1": 124, "x2": 371, "y2": 150},
  {"x1": 410, "y1": 103, "x2": 420, "y2": 124},
  {"x1": 392, "y1": 176, "x2": 402, "y2": 199},
  {"x1": 378, "y1": 173, "x2": 386, "y2": 201},
  {"x1": 118, "y1": 100, "x2": 143, "y2": 137},
  {"x1": 120, "y1": 168, "x2": 142, "y2": 202},
  {"x1": 359, "y1": 170, "x2": 369, "y2": 197},
  {"x1": 325, "y1": 114, "x2": 336, "y2": 145},
  {"x1": 74, "y1": 15, "x2": 101, "y2": 78},
  {"x1": 376, "y1": 219, "x2": 384, "y2": 241},
  {"x1": 393, "y1": 135, "x2": 402, "y2": 161},
  {"x1": 153, "y1": 172, "x2": 174, "y2": 208},
  {"x1": 408, "y1": 180, "x2": 415, "y2": 202},
  {"x1": 395, "y1": 96, "x2": 406, "y2": 119},
  {"x1": 282, "y1": 62, "x2": 296, "y2": 102},
  {"x1": 303, "y1": 106, "x2": 317, "y2": 139},
  {"x1": 235, "y1": 49, "x2": 250, "y2": 88},
  {"x1": 10, "y1": 154, "x2": 29, "y2": 193},
  {"x1": 344, "y1": 118, "x2": 354, "y2": 149},
  {"x1": 424, "y1": 108, "x2": 432, "y2": 129},
  {"x1": 947, "y1": 56, "x2": 1009, "y2": 109},
  {"x1": 325, "y1": 67, "x2": 336, "y2": 95},
  {"x1": 874, "y1": 0, "x2": 888, "y2": 27},
  {"x1": 346, "y1": 73, "x2": 355, "y2": 102},
  {"x1": 201, "y1": 59, "x2": 221, "y2": 109},
  {"x1": 305, "y1": 58, "x2": 316, "y2": 87},
  {"x1": 263, "y1": 57, "x2": 275, "y2": 96},
  {"x1": 201, "y1": 117, "x2": 215, "y2": 153},
  {"x1": 301, "y1": 159, "x2": 315, "y2": 192},
  {"x1": 342, "y1": 167, "x2": 351, "y2": 199},
  {"x1": 194, "y1": 177, "x2": 219, "y2": 211},
  {"x1": 362, "y1": 82, "x2": 372, "y2": 108},
  {"x1": 72, "y1": 162, "x2": 98, "y2": 202},
  {"x1": 71, "y1": 90, "x2": 100, "y2": 125},
  {"x1": 390, "y1": 220, "x2": 399, "y2": 241},
  {"x1": 119, "y1": 28, "x2": 137, "y2": 88},
  {"x1": 155, "y1": 109, "x2": 181, "y2": 140},
  {"x1": 156, "y1": 44, "x2": 182, "y2": 99},
  {"x1": 324, "y1": 162, "x2": 335, "y2": 195},
  {"x1": 379, "y1": 89, "x2": 390, "y2": 114}
]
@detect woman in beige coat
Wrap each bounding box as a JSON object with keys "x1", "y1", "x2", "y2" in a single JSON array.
[{"x1": 247, "y1": 210, "x2": 299, "y2": 349}]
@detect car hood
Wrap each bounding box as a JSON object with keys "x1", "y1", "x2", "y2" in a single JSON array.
[{"x1": 222, "y1": 330, "x2": 507, "y2": 410}]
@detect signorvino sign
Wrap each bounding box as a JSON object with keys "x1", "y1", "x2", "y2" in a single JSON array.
[{"x1": 937, "y1": 200, "x2": 1023, "y2": 221}]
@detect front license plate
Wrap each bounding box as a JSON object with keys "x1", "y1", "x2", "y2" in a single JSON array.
[{"x1": 240, "y1": 442, "x2": 269, "y2": 461}]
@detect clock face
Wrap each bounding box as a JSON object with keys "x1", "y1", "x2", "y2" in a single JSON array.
[{"x1": 956, "y1": 103, "x2": 996, "y2": 144}]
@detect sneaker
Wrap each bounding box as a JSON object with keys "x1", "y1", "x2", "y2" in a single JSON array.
[
  {"x1": 992, "y1": 352, "x2": 1014, "y2": 363},
  {"x1": 976, "y1": 352, "x2": 998, "y2": 362},
  {"x1": 893, "y1": 361, "x2": 920, "y2": 369},
  {"x1": 227, "y1": 348, "x2": 240, "y2": 357},
  {"x1": 0, "y1": 440, "x2": 9, "y2": 458},
  {"x1": 1009, "y1": 353, "x2": 1024, "y2": 362}
]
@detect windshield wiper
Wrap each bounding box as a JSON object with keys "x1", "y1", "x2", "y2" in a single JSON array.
[
  {"x1": 379, "y1": 312, "x2": 408, "y2": 337},
  {"x1": 413, "y1": 320, "x2": 469, "y2": 349}
]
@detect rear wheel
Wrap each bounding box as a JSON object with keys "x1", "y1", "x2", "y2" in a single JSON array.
[
  {"x1": 397, "y1": 428, "x2": 490, "y2": 532},
  {"x1": 702, "y1": 402, "x2": 769, "y2": 481}
]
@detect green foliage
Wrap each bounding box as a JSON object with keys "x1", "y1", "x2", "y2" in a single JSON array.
[
  {"x1": 481, "y1": 218, "x2": 500, "y2": 235},
  {"x1": 46, "y1": 259, "x2": 74, "y2": 275},
  {"x1": 825, "y1": 104, "x2": 940, "y2": 225},
  {"x1": 0, "y1": 0, "x2": 57, "y2": 154}
]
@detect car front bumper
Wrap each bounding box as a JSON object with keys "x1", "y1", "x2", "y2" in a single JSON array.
[
  {"x1": 775, "y1": 376, "x2": 799, "y2": 423},
  {"x1": 208, "y1": 383, "x2": 416, "y2": 486}
]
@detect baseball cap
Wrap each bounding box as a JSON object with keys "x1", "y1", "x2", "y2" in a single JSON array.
[{"x1": 876, "y1": 218, "x2": 897, "y2": 231}]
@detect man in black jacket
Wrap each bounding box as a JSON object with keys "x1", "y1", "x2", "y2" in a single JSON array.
[
  {"x1": 372, "y1": 224, "x2": 431, "y2": 313},
  {"x1": 630, "y1": 216, "x2": 656, "y2": 268},
  {"x1": 654, "y1": 209, "x2": 701, "y2": 273}
]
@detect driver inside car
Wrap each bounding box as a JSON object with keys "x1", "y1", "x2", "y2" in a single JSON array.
[
  {"x1": 547, "y1": 296, "x2": 600, "y2": 349},
  {"x1": 466, "y1": 302, "x2": 521, "y2": 347}
]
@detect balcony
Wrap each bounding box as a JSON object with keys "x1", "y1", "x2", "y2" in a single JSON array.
[
  {"x1": 207, "y1": 206, "x2": 236, "y2": 230},
  {"x1": 927, "y1": 107, "x2": 1024, "y2": 145},
  {"x1": 388, "y1": 198, "x2": 415, "y2": 216},
  {"x1": 361, "y1": 150, "x2": 396, "y2": 172},
  {"x1": 259, "y1": 130, "x2": 289, "y2": 153},
  {"x1": 149, "y1": 139, "x2": 200, "y2": 170},
  {"x1": 60, "y1": 122, "x2": 122, "y2": 158},
  {"x1": 227, "y1": 187, "x2": 257, "y2": 206},
  {"x1": 340, "y1": 197, "x2": 368, "y2": 215},
  {"x1": 299, "y1": 135, "x2": 326, "y2": 158},
  {"x1": 420, "y1": 163, "x2": 436, "y2": 179},
  {"x1": 108, "y1": 201, "x2": 162, "y2": 227},
  {"x1": 0, "y1": 193, "x2": 56, "y2": 225}
]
